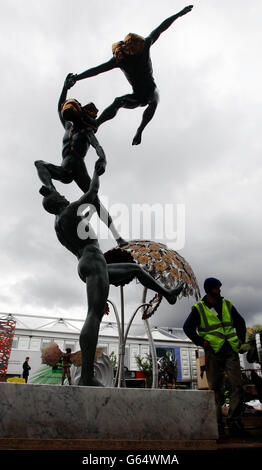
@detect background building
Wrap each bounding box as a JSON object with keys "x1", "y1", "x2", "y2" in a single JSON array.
[
  {"x1": 3, "y1": 312, "x2": 258, "y2": 388},
  {"x1": 4, "y1": 312, "x2": 199, "y2": 387}
]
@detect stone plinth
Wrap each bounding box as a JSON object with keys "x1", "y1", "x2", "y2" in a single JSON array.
[{"x1": 0, "y1": 383, "x2": 218, "y2": 441}]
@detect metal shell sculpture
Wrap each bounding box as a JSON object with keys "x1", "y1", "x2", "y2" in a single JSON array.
[
  {"x1": 41, "y1": 342, "x2": 105, "y2": 367},
  {"x1": 70, "y1": 354, "x2": 114, "y2": 387},
  {"x1": 104, "y1": 240, "x2": 201, "y2": 319}
]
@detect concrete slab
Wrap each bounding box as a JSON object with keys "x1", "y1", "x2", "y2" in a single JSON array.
[{"x1": 0, "y1": 383, "x2": 218, "y2": 441}]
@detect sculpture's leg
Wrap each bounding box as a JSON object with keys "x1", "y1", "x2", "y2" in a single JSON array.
[
  {"x1": 61, "y1": 368, "x2": 65, "y2": 385},
  {"x1": 78, "y1": 253, "x2": 109, "y2": 386},
  {"x1": 108, "y1": 263, "x2": 182, "y2": 304},
  {"x1": 34, "y1": 159, "x2": 74, "y2": 191},
  {"x1": 132, "y1": 89, "x2": 159, "y2": 146},
  {"x1": 71, "y1": 159, "x2": 91, "y2": 193},
  {"x1": 96, "y1": 94, "x2": 140, "y2": 126}
]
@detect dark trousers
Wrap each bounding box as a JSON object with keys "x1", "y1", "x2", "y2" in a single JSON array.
[{"x1": 205, "y1": 343, "x2": 243, "y2": 425}]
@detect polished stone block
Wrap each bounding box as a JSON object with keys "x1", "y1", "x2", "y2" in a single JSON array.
[{"x1": 0, "y1": 383, "x2": 218, "y2": 440}]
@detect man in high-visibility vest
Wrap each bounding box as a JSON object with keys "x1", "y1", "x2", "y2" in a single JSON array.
[{"x1": 183, "y1": 277, "x2": 247, "y2": 438}]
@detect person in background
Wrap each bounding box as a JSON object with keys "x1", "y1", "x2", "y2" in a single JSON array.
[
  {"x1": 22, "y1": 357, "x2": 31, "y2": 383},
  {"x1": 183, "y1": 277, "x2": 248, "y2": 438},
  {"x1": 61, "y1": 348, "x2": 72, "y2": 385}
]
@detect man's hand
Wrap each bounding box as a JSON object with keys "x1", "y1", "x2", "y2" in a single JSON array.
[
  {"x1": 64, "y1": 73, "x2": 77, "y2": 89},
  {"x1": 95, "y1": 158, "x2": 106, "y2": 176},
  {"x1": 238, "y1": 339, "x2": 243, "y2": 349},
  {"x1": 179, "y1": 5, "x2": 193, "y2": 17}
]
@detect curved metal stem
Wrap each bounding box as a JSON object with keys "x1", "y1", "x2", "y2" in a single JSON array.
[
  {"x1": 118, "y1": 286, "x2": 126, "y2": 387},
  {"x1": 106, "y1": 300, "x2": 122, "y2": 339},
  {"x1": 123, "y1": 303, "x2": 151, "y2": 345},
  {"x1": 106, "y1": 299, "x2": 122, "y2": 386},
  {"x1": 107, "y1": 287, "x2": 158, "y2": 389},
  {"x1": 142, "y1": 288, "x2": 158, "y2": 388}
]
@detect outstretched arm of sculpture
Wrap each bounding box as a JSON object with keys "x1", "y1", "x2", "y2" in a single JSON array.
[
  {"x1": 71, "y1": 58, "x2": 118, "y2": 84},
  {"x1": 84, "y1": 127, "x2": 107, "y2": 176},
  {"x1": 148, "y1": 5, "x2": 193, "y2": 46},
  {"x1": 58, "y1": 73, "x2": 76, "y2": 127},
  {"x1": 75, "y1": 169, "x2": 100, "y2": 208}
]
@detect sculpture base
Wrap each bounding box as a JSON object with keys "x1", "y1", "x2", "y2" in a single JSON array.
[{"x1": 0, "y1": 383, "x2": 218, "y2": 442}]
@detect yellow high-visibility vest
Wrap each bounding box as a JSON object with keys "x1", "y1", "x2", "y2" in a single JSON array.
[{"x1": 193, "y1": 299, "x2": 239, "y2": 353}]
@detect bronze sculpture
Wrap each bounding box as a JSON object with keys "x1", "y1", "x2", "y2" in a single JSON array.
[
  {"x1": 69, "y1": 5, "x2": 193, "y2": 145},
  {"x1": 38, "y1": 170, "x2": 183, "y2": 386},
  {"x1": 35, "y1": 6, "x2": 196, "y2": 387},
  {"x1": 35, "y1": 74, "x2": 126, "y2": 247}
]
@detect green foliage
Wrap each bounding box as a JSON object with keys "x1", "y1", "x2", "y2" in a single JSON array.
[
  {"x1": 109, "y1": 351, "x2": 118, "y2": 371},
  {"x1": 135, "y1": 353, "x2": 152, "y2": 388},
  {"x1": 252, "y1": 325, "x2": 262, "y2": 332},
  {"x1": 243, "y1": 325, "x2": 262, "y2": 364},
  {"x1": 247, "y1": 326, "x2": 262, "y2": 364},
  {"x1": 246, "y1": 325, "x2": 262, "y2": 342}
]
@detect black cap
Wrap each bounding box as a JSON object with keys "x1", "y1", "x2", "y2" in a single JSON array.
[{"x1": 204, "y1": 277, "x2": 222, "y2": 293}]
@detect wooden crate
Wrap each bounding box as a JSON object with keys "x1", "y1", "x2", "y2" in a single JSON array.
[{"x1": 196, "y1": 356, "x2": 208, "y2": 390}]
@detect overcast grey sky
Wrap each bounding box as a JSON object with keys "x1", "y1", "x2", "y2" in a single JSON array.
[{"x1": 0, "y1": 0, "x2": 262, "y2": 332}]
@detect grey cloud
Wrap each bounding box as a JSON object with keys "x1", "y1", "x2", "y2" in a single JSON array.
[{"x1": 0, "y1": 0, "x2": 261, "y2": 330}]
